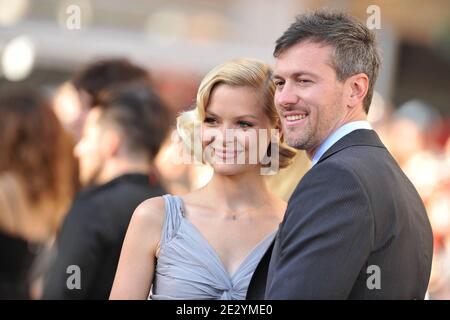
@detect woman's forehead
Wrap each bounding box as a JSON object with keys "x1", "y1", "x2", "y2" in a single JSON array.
[{"x1": 206, "y1": 85, "x2": 266, "y2": 118}]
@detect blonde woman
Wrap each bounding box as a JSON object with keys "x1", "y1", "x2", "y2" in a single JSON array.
[{"x1": 110, "y1": 59, "x2": 296, "y2": 300}]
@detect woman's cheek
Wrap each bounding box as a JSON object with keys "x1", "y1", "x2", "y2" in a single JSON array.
[
  {"x1": 201, "y1": 125, "x2": 216, "y2": 148},
  {"x1": 234, "y1": 131, "x2": 248, "y2": 150},
  {"x1": 258, "y1": 129, "x2": 273, "y2": 160},
  {"x1": 241, "y1": 129, "x2": 260, "y2": 163}
]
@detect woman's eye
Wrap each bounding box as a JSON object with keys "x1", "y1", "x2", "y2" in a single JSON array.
[
  {"x1": 204, "y1": 117, "x2": 216, "y2": 124},
  {"x1": 237, "y1": 121, "x2": 253, "y2": 128}
]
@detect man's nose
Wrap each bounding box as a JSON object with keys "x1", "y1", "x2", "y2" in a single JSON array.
[{"x1": 275, "y1": 85, "x2": 299, "y2": 108}]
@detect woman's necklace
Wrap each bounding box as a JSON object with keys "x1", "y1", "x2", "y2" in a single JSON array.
[{"x1": 227, "y1": 204, "x2": 267, "y2": 221}]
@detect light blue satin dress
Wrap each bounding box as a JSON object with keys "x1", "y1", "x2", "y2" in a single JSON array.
[{"x1": 149, "y1": 194, "x2": 276, "y2": 300}]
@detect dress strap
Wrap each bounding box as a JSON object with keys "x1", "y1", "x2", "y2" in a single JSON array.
[{"x1": 160, "y1": 194, "x2": 183, "y2": 245}]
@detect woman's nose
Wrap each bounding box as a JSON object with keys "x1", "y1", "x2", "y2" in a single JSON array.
[{"x1": 213, "y1": 123, "x2": 237, "y2": 147}]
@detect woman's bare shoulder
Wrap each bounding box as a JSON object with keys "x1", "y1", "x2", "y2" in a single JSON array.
[{"x1": 130, "y1": 196, "x2": 167, "y2": 234}]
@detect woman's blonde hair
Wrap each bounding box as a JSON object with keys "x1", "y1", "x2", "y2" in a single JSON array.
[{"x1": 177, "y1": 58, "x2": 296, "y2": 169}]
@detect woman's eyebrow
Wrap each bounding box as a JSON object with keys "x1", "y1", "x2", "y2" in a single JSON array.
[
  {"x1": 235, "y1": 114, "x2": 258, "y2": 120},
  {"x1": 206, "y1": 111, "x2": 258, "y2": 120},
  {"x1": 205, "y1": 111, "x2": 219, "y2": 118}
]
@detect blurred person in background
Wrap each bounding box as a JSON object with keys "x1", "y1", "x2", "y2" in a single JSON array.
[
  {"x1": 152, "y1": 71, "x2": 208, "y2": 196},
  {"x1": 386, "y1": 100, "x2": 442, "y2": 200},
  {"x1": 372, "y1": 99, "x2": 450, "y2": 299},
  {"x1": 110, "y1": 58, "x2": 298, "y2": 300},
  {"x1": 51, "y1": 58, "x2": 195, "y2": 197},
  {"x1": 423, "y1": 128, "x2": 450, "y2": 299},
  {"x1": 42, "y1": 82, "x2": 170, "y2": 299},
  {"x1": 0, "y1": 88, "x2": 77, "y2": 299},
  {"x1": 428, "y1": 182, "x2": 450, "y2": 299},
  {"x1": 52, "y1": 58, "x2": 154, "y2": 143},
  {"x1": 52, "y1": 58, "x2": 159, "y2": 198}
]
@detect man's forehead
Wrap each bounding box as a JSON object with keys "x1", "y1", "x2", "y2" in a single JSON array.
[
  {"x1": 278, "y1": 40, "x2": 333, "y2": 57},
  {"x1": 84, "y1": 107, "x2": 103, "y2": 129},
  {"x1": 274, "y1": 41, "x2": 334, "y2": 75},
  {"x1": 88, "y1": 107, "x2": 103, "y2": 119}
]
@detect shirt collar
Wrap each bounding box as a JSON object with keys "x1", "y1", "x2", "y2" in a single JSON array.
[{"x1": 311, "y1": 121, "x2": 372, "y2": 166}]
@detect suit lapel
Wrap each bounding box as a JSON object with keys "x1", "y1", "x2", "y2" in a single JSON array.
[{"x1": 246, "y1": 238, "x2": 275, "y2": 300}]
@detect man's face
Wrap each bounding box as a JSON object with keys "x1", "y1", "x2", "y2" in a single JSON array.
[
  {"x1": 273, "y1": 41, "x2": 347, "y2": 156},
  {"x1": 52, "y1": 83, "x2": 91, "y2": 143},
  {"x1": 74, "y1": 108, "x2": 105, "y2": 187}
]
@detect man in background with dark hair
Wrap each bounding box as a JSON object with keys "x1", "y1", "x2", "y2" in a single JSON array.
[
  {"x1": 43, "y1": 82, "x2": 170, "y2": 299},
  {"x1": 53, "y1": 58, "x2": 153, "y2": 143},
  {"x1": 71, "y1": 58, "x2": 153, "y2": 110}
]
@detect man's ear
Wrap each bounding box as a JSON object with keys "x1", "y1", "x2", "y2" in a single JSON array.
[
  {"x1": 102, "y1": 129, "x2": 122, "y2": 157},
  {"x1": 344, "y1": 73, "x2": 369, "y2": 109}
]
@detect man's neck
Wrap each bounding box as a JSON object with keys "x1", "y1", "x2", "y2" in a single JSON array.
[
  {"x1": 308, "y1": 119, "x2": 371, "y2": 164},
  {"x1": 96, "y1": 159, "x2": 152, "y2": 185},
  {"x1": 308, "y1": 110, "x2": 368, "y2": 160}
]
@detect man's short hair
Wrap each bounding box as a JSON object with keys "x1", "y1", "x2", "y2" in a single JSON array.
[
  {"x1": 274, "y1": 9, "x2": 381, "y2": 113},
  {"x1": 72, "y1": 58, "x2": 152, "y2": 107},
  {"x1": 95, "y1": 82, "x2": 171, "y2": 160}
]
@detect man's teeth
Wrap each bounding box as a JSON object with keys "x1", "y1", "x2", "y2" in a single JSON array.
[{"x1": 286, "y1": 114, "x2": 306, "y2": 121}]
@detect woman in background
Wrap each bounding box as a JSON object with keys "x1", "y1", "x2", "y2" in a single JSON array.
[
  {"x1": 110, "y1": 58, "x2": 297, "y2": 300},
  {"x1": 0, "y1": 88, "x2": 77, "y2": 299}
]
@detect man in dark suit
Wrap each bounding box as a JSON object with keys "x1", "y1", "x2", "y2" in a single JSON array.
[{"x1": 247, "y1": 10, "x2": 433, "y2": 299}]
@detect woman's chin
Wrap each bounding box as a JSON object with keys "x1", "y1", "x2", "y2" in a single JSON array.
[{"x1": 211, "y1": 162, "x2": 257, "y2": 176}]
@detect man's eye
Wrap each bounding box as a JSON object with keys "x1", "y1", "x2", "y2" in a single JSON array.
[
  {"x1": 298, "y1": 79, "x2": 312, "y2": 84},
  {"x1": 274, "y1": 80, "x2": 284, "y2": 87}
]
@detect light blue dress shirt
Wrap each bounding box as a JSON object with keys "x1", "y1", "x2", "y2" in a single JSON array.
[{"x1": 311, "y1": 121, "x2": 373, "y2": 166}]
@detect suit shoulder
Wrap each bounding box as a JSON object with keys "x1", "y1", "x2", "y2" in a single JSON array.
[
  {"x1": 292, "y1": 158, "x2": 370, "y2": 206},
  {"x1": 304, "y1": 158, "x2": 361, "y2": 183}
]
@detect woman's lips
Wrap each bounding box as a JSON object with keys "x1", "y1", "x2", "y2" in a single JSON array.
[{"x1": 213, "y1": 148, "x2": 243, "y2": 160}]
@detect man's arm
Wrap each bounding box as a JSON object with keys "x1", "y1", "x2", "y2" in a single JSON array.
[
  {"x1": 42, "y1": 200, "x2": 104, "y2": 299},
  {"x1": 265, "y1": 162, "x2": 374, "y2": 299}
]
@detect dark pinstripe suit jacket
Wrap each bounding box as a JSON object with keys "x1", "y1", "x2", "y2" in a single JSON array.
[{"x1": 247, "y1": 129, "x2": 433, "y2": 299}]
